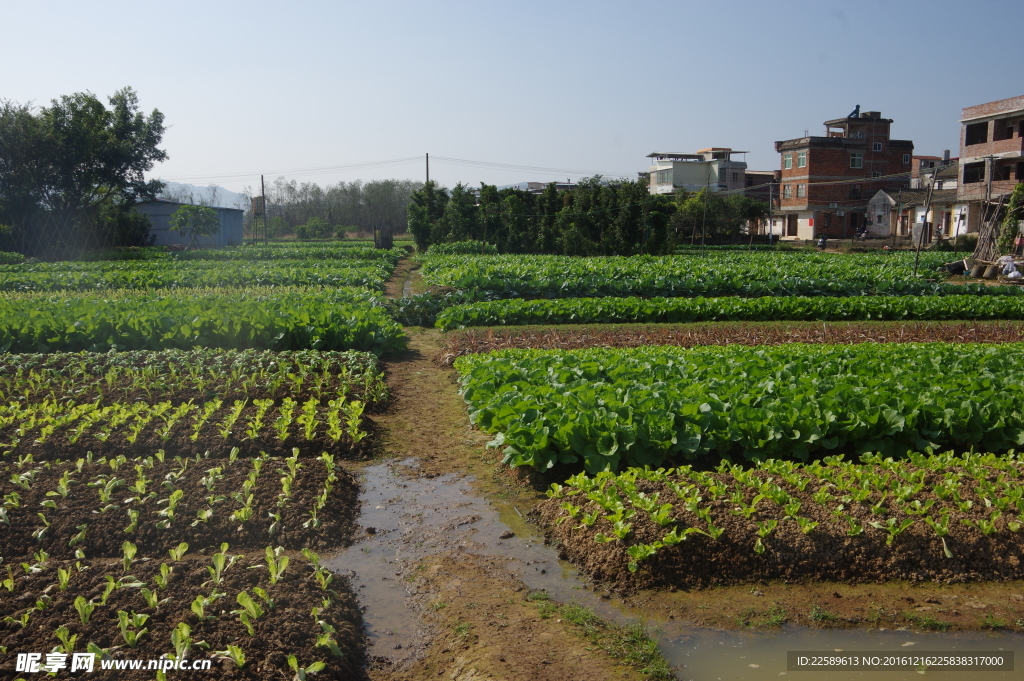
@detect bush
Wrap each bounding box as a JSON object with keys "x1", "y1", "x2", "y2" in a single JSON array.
[
  {"x1": 0, "y1": 251, "x2": 25, "y2": 265},
  {"x1": 296, "y1": 225, "x2": 309, "y2": 240}
]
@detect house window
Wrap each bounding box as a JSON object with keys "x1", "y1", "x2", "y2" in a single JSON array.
[
  {"x1": 850, "y1": 153, "x2": 864, "y2": 169},
  {"x1": 657, "y1": 169, "x2": 672, "y2": 185},
  {"x1": 963, "y1": 161, "x2": 986, "y2": 184},
  {"x1": 850, "y1": 184, "x2": 862, "y2": 199},
  {"x1": 732, "y1": 172, "x2": 738, "y2": 182},
  {"x1": 823, "y1": 213, "x2": 832, "y2": 228},
  {"x1": 965, "y1": 121, "x2": 988, "y2": 145},
  {"x1": 796, "y1": 184, "x2": 806, "y2": 198},
  {"x1": 903, "y1": 154, "x2": 910, "y2": 164},
  {"x1": 783, "y1": 185, "x2": 793, "y2": 199},
  {"x1": 872, "y1": 171, "x2": 882, "y2": 178},
  {"x1": 873, "y1": 142, "x2": 883, "y2": 152},
  {"x1": 783, "y1": 153, "x2": 793, "y2": 170},
  {"x1": 797, "y1": 151, "x2": 807, "y2": 168}
]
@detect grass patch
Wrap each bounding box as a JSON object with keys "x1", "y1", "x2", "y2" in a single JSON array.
[
  {"x1": 906, "y1": 613, "x2": 953, "y2": 631},
  {"x1": 454, "y1": 622, "x2": 473, "y2": 637},
  {"x1": 981, "y1": 613, "x2": 1007, "y2": 630},
  {"x1": 529, "y1": 600, "x2": 673, "y2": 681},
  {"x1": 809, "y1": 605, "x2": 842, "y2": 624},
  {"x1": 736, "y1": 606, "x2": 788, "y2": 628}
]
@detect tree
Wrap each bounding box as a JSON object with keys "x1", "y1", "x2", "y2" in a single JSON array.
[
  {"x1": 0, "y1": 87, "x2": 166, "y2": 256},
  {"x1": 997, "y1": 183, "x2": 1024, "y2": 255},
  {"x1": 406, "y1": 181, "x2": 449, "y2": 250},
  {"x1": 169, "y1": 204, "x2": 219, "y2": 249}
]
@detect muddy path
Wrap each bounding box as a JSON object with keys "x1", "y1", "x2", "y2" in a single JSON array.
[{"x1": 348, "y1": 256, "x2": 660, "y2": 680}]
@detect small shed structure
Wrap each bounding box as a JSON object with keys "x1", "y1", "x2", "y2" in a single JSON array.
[{"x1": 134, "y1": 199, "x2": 244, "y2": 248}]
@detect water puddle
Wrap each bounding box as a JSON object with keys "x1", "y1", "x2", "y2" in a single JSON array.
[{"x1": 326, "y1": 460, "x2": 1024, "y2": 677}]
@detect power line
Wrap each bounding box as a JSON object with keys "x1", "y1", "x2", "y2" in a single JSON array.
[{"x1": 155, "y1": 154, "x2": 636, "y2": 185}]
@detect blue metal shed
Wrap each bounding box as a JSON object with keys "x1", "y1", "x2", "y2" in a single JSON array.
[{"x1": 134, "y1": 199, "x2": 244, "y2": 248}]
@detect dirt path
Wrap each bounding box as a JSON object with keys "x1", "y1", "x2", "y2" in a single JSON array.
[{"x1": 361, "y1": 259, "x2": 658, "y2": 680}]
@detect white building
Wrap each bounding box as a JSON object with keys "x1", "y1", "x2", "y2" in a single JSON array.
[{"x1": 646, "y1": 148, "x2": 749, "y2": 195}]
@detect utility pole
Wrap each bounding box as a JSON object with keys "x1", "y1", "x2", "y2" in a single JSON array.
[
  {"x1": 426, "y1": 153, "x2": 429, "y2": 184},
  {"x1": 912, "y1": 167, "x2": 938, "y2": 276},
  {"x1": 891, "y1": 188, "x2": 902, "y2": 250},
  {"x1": 768, "y1": 182, "x2": 774, "y2": 247},
  {"x1": 261, "y1": 174, "x2": 267, "y2": 244}
]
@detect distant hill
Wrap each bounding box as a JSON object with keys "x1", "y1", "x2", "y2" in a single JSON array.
[{"x1": 157, "y1": 182, "x2": 249, "y2": 211}]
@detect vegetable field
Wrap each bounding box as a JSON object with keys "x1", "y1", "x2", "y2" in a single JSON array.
[
  {"x1": 0, "y1": 552, "x2": 365, "y2": 679},
  {"x1": 436, "y1": 294, "x2": 1024, "y2": 329},
  {"x1": 538, "y1": 451, "x2": 1024, "y2": 589},
  {"x1": 0, "y1": 242, "x2": 391, "y2": 678},
  {"x1": 422, "y1": 251, "x2": 990, "y2": 299},
  {"x1": 0, "y1": 287, "x2": 404, "y2": 355},
  {"x1": 456, "y1": 343, "x2": 1024, "y2": 472}
]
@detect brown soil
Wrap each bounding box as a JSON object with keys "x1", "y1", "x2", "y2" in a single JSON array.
[
  {"x1": 0, "y1": 555, "x2": 366, "y2": 680},
  {"x1": 437, "y1": 320, "x2": 1024, "y2": 365},
  {"x1": 0, "y1": 455, "x2": 360, "y2": 561},
  {"x1": 375, "y1": 553, "x2": 648, "y2": 681}
]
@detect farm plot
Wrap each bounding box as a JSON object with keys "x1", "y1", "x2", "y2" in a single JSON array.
[
  {"x1": 436, "y1": 294, "x2": 1024, "y2": 329},
  {"x1": 173, "y1": 243, "x2": 406, "y2": 261},
  {"x1": 0, "y1": 286, "x2": 404, "y2": 355},
  {"x1": 0, "y1": 450, "x2": 357, "y2": 561},
  {"x1": 537, "y1": 451, "x2": 1024, "y2": 590},
  {"x1": 0, "y1": 349, "x2": 383, "y2": 461},
  {"x1": 0, "y1": 551, "x2": 364, "y2": 679},
  {"x1": 455, "y1": 343, "x2": 1024, "y2": 472},
  {"x1": 0, "y1": 259, "x2": 396, "y2": 293},
  {"x1": 422, "y1": 251, "x2": 1000, "y2": 299},
  {"x1": 0, "y1": 349, "x2": 387, "y2": 407},
  {"x1": 438, "y1": 320, "x2": 1024, "y2": 365}
]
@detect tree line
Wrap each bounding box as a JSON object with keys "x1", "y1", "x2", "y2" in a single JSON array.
[
  {"x1": 252, "y1": 178, "x2": 423, "y2": 239},
  {"x1": 0, "y1": 88, "x2": 165, "y2": 257},
  {"x1": 407, "y1": 178, "x2": 770, "y2": 255}
]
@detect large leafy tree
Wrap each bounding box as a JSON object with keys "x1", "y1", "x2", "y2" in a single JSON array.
[{"x1": 0, "y1": 87, "x2": 166, "y2": 255}]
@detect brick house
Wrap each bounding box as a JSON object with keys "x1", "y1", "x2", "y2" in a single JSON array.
[
  {"x1": 772, "y1": 111, "x2": 913, "y2": 240},
  {"x1": 956, "y1": 94, "x2": 1024, "y2": 234}
]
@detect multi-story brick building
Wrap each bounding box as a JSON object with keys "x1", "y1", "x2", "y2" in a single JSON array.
[
  {"x1": 956, "y1": 94, "x2": 1024, "y2": 233},
  {"x1": 772, "y1": 111, "x2": 914, "y2": 240}
]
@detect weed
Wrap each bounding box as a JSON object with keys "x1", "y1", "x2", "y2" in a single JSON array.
[
  {"x1": 736, "y1": 606, "x2": 788, "y2": 628},
  {"x1": 553, "y1": 602, "x2": 673, "y2": 681},
  {"x1": 809, "y1": 605, "x2": 842, "y2": 624},
  {"x1": 454, "y1": 622, "x2": 472, "y2": 637},
  {"x1": 981, "y1": 613, "x2": 1007, "y2": 630},
  {"x1": 906, "y1": 613, "x2": 952, "y2": 631}
]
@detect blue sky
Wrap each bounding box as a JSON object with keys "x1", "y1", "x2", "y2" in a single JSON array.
[{"x1": 3, "y1": 0, "x2": 1022, "y2": 193}]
